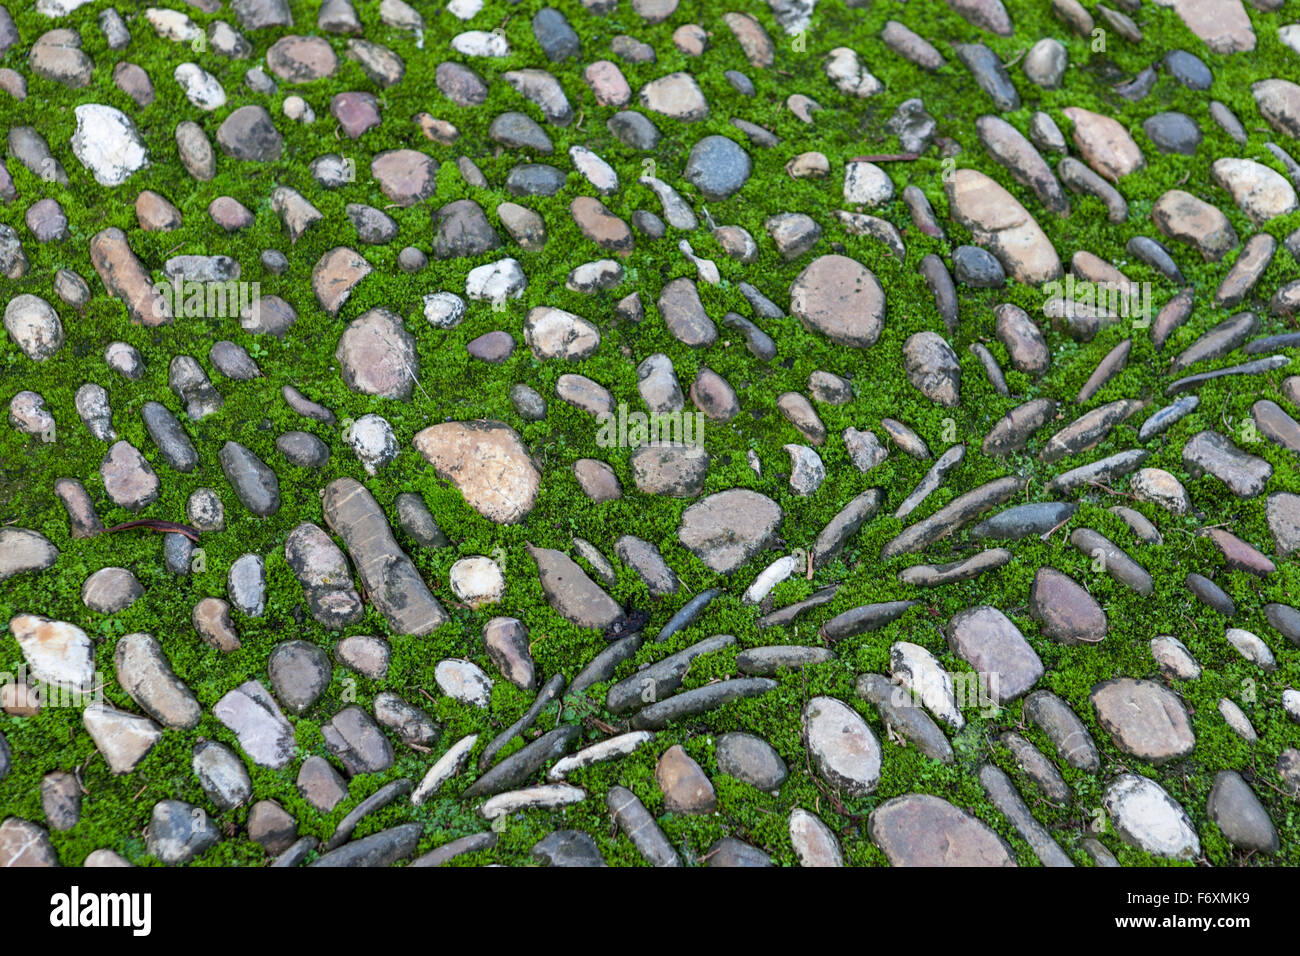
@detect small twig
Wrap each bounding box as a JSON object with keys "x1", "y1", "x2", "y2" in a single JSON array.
[
  {"x1": 1040, "y1": 515, "x2": 1072, "y2": 542},
  {"x1": 586, "y1": 717, "x2": 619, "y2": 735},
  {"x1": 103, "y1": 519, "x2": 200, "y2": 541},
  {"x1": 849, "y1": 152, "x2": 919, "y2": 163},
  {"x1": 1084, "y1": 479, "x2": 1140, "y2": 502},
  {"x1": 1003, "y1": 46, "x2": 1029, "y2": 68}
]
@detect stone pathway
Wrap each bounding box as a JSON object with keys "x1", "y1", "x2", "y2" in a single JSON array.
[{"x1": 0, "y1": 0, "x2": 1298, "y2": 867}]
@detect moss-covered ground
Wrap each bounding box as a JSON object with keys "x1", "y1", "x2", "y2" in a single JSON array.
[{"x1": 1, "y1": 0, "x2": 1298, "y2": 866}]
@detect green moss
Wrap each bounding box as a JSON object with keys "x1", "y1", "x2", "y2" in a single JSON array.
[{"x1": 1, "y1": 0, "x2": 1299, "y2": 866}]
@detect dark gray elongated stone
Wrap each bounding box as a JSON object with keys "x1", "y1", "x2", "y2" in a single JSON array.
[
  {"x1": 1170, "y1": 311, "x2": 1257, "y2": 372},
  {"x1": 462, "y1": 725, "x2": 580, "y2": 799},
  {"x1": 1069, "y1": 528, "x2": 1152, "y2": 595},
  {"x1": 655, "y1": 587, "x2": 721, "y2": 642},
  {"x1": 1138, "y1": 395, "x2": 1199, "y2": 440},
  {"x1": 607, "y1": 634, "x2": 734, "y2": 713},
  {"x1": 970, "y1": 501, "x2": 1077, "y2": 539},
  {"x1": 1246, "y1": 332, "x2": 1300, "y2": 355},
  {"x1": 983, "y1": 398, "x2": 1056, "y2": 456},
  {"x1": 1046, "y1": 449, "x2": 1147, "y2": 494},
  {"x1": 978, "y1": 764, "x2": 1073, "y2": 867},
  {"x1": 856, "y1": 673, "x2": 953, "y2": 763},
  {"x1": 1185, "y1": 572, "x2": 1234, "y2": 617},
  {"x1": 919, "y1": 254, "x2": 958, "y2": 332},
  {"x1": 570, "y1": 634, "x2": 643, "y2": 695},
  {"x1": 630, "y1": 678, "x2": 776, "y2": 730},
  {"x1": 324, "y1": 778, "x2": 413, "y2": 850},
  {"x1": 309, "y1": 823, "x2": 423, "y2": 867},
  {"x1": 1039, "y1": 399, "x2": 1143, "y2": 463},
  {"x1": 1059, "y1": 156, "x2": 1127, "y2": 222},
  {"x1": 1264, "y1": 603, "x2": 1300, "y2": 647},
  {"x1": 895, "y1": 445, "x2": 964, "y2": 519},
  {"x1": 881, "y1": 476, "x2": 1025, "y2": 558},
  {"x1": 1165, "y1": 355, "x2": 1290, "y2": 395},
  {"x1": 322, "y1": 478, "x2": 447, "y2": 635},
  {"x1": 411, "y1": 832, "x2": 498, "y2": 866},
  {"x1": 480, "y1": 673, "x2": 566, "y2": 770},
  {"x1": 898, "y1": 548, "x2": 1011, "y2": 586},
  {"x1": 812, "y1": 488, "x2": 881, "y2": 567},
  {"x1": 1077, "y1": 338, "x2": 1130, "y2": 402},
  {"x1": 757, "y1": 586, "x2": 839, "y2": 627},
  {"x1": 608, "y1": 785, "x2": 680, "y2": 866},
  {"x1": 1217, "y1": 235, "x2": 1275, "y2": 309},
  {"x1": 218, "y1": 441, "x2": 280, "y2": 516},
  {"x1": 976, "y1": 115, "x2": 1069, "y2": 214},
  {"x1": 737, "y1": 645, "x2": 836, "y2": 674},
  {"x1": 1127, "y1": 235, "x2": 1184, "y2": 284},
  {"x1": 954, "y1": 42, "x2": 1020, "y2": 111},
  {"x1": 270, "y1": 836, "x2": 318, "y2": 867},
  {"x1": 970, "y1": 343, "x2": 1009, "y2": 396},
  {"x1": 821, "y1": 600, "x2": 919, "y2": 642},
  {"x1": 721, "y1": 312, "x2": 776, "y2": 360},
  {"x1": 142, "y1": 402, "x2": 198, "y2": 472}
]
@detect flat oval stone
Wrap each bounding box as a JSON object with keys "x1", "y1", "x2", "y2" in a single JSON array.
[
  {"x1": 1090, "y1": 678, "x2": 1195, "y2": 764},
  {"x1": 684, "y1": 134, "x2": 751, "y2": 199},
  {"x1": 789, "y1": 254, "x2": 886, "y2": 348},
  {"x1": 1151, "y1": 634, "x2": 1200, "y2": 680},
  {"x1": 1103, "y1": 774, "x2": 1199, "y2": 860},
  {"x1": 869, "y1": 793, "x2": 1015, "y2": 866},
  {"x1": 802, "y1": 696, "x2": 881, "y2": 796},
  {"x1": 716, "y1": 732, "x2": 787, "y2": 790},
  {"x1": 677, "y1": 489, "x2": 782, "y2": 573},
  {"x1": 1029, "y1": 572, "x2": 1102, "y2": 647},
  {"x1": 1207, "y1": 770, "x2": 1277, "y2": 854},
  {"x1": 902, "y1": 331, "x2": 960, "y2": 406},
  {"x1": 789, "y1": 808, "x2": 843, "y2": 866},
  {"x1": 268, "y1": 640, "x2": 331, "y2": 714},
  {"x1": 946, "y1": 605, "x2": 1044, "y2": 703}
]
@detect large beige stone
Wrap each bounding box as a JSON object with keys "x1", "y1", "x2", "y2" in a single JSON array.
[
  {"x1": 1062, "y1": 107, "x2": 1144, "y2": 181},
  {"x1": 944, "y1": 169, "x2": 1061, "y2": 284},
  {"x1": 1152, "y1": 0, "x2": 1255, "y2": 53},
  {"x1": 412, "y1": 421, "x2": 540, "y2": 524},
  {"x1": 789, "y1": 254, "x2": 886, "y2": 348}
]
